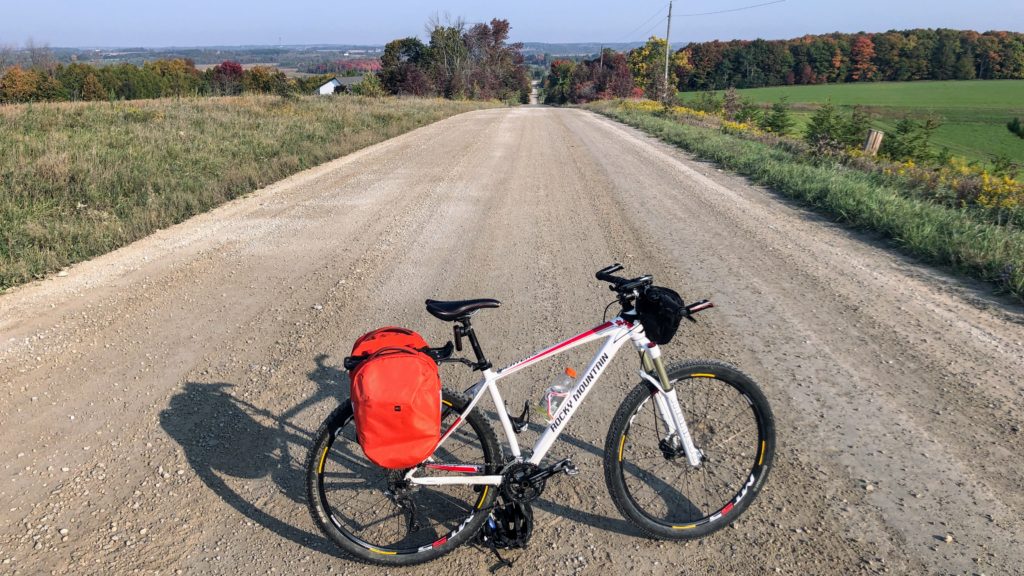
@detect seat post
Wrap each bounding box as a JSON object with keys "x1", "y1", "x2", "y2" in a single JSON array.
[{"x1": 455, "y1": 317, "x2": 491, "y2": 371}]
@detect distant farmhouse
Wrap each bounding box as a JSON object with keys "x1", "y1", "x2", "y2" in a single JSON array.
[{"x1": 316, "y1": 76, "x2": 364, "y2": 95}]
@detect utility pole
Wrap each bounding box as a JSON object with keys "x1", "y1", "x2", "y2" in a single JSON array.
[{"x1": 663, "y1": 0, "x2": 673, "y2": 103}]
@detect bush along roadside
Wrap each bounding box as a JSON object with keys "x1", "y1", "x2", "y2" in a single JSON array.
[{"x1": 587, "y1": 100, "x2": 1024, "y2": 301}]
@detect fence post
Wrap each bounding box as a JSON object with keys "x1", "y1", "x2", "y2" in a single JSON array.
[{"x1": 864, "y1": 129, "x2": 884, "y2": 156}]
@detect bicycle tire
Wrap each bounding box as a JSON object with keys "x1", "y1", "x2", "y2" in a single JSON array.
[
  {"x1": 603, "y1": 359, "x2": 775, "y2": 539},
  {"x1": 306, "y1": 390, "x2": 502, "y2": 566}
]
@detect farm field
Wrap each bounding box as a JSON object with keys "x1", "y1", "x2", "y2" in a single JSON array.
[{"x1": 681, "y1": 80, "x2": 1024, "y2": 164}]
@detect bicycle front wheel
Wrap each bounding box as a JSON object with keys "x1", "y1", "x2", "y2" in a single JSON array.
[
  {"x1": 603, "y1": 360, "x2": 775, "y2": 539},
  {"x1": 306, "y1": 390, "x2": 501, "y2": 566}
]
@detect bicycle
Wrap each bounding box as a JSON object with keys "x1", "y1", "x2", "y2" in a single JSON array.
[{"x1": 305, "y1": 264, "x2": 776, "y2": 566}]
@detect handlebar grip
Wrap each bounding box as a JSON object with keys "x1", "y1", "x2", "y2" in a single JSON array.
[{"x1": 595, "y1": 263, "x2": 624, "y2": 282}]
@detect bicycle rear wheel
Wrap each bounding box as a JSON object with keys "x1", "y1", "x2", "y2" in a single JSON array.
[
  {"x1": 603, "y1": 360, "x2": 775, "y2": 539},
  {"x1": 306, "y1": 390, "x2": 501, "y2": 566}
]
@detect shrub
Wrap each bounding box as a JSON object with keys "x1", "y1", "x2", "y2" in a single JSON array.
[
  {"x1": 351, "y1": 73, "x2": 386, "y2": 97},
  {"x1": 734, "y1": 100, "x2": 762, "y2": 125},
  {"x1": 759, "y1": 97, "x2": 794, "y2": 135},
  {"x1": 882, "y1": 116, "x2": 940, "y2": 163},
  {"x1": 689, "y1": 91, "x2": 723, "y2": 114},
  {"x1": 1009, "y1": 117, "x2": 1024, "y2": 139},
  {"x1": 805, "y1": 102, "x2": 871, "y2": 155}
]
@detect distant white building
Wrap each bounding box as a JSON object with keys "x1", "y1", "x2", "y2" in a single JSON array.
[{"x1": 316, "y1": 76, "x2": 364, "y2": 95}]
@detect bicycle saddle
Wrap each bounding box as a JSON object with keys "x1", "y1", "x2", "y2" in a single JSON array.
[{"x1": 425, "y1": 298, "x2": 501, "y2": 321}]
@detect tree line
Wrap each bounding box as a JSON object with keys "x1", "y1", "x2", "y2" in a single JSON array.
[
  {"x1": 0, "y1": 58, "x2": 340, "y2": 103},
  {"x1": 377, "y1": 17, "x2": 530, "y2": 103},
  {"x1": 677, "y1": 29, "x2": 1024, "y2": 90},
  {"x1": 1, "y1": 15, "x2": 530, "y2": 105},
  {"x1": 544, "y1": 28, "x2": 1024, "y2": 103}
]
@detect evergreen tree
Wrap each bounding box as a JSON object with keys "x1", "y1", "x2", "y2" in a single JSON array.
[{"x1": 760, "y1": 97, "x2": 794, "y2": 135}]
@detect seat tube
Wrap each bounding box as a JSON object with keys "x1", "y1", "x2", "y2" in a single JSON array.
[{"x1": 485, "y1": 373, "x2": 521, "y2": 459}]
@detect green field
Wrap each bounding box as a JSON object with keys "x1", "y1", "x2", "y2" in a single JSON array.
[{"x1": 681, "y1": 80, "x2": 1024, "y2": 164}]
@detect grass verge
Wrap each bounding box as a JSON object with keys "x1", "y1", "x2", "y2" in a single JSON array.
[
  {"x1": 587, "y1": 100, "x2": 1024, "y2": 301},
  {"x1": 0, "y1": 95, "x2": 499, "y2": 290}
]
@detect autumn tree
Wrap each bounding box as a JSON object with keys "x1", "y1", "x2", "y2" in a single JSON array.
[
  {"x1": 145, "y1": 59, "x2": 201, "y2": 97},
  {"x1": 543, "y1": 60, "x2": 576, "y2": 104},
  {"x1": 208, "y1": 60, "x2": 244, "y2": 95},
  {"x1": 0, "y1": 66, "x2": 39, "y2": 102},
  {"x1": 597, "y1": 50, "x2": 634, "y2": 98},
  {"x1": 82, "y1": 73, "x2": 106, "y2": 101},
  {"x1": 462, "y1": 18, "x2": 529, "y2": 102},
  {"x1": 542, "y1": 50, "x2": 634, "y2": 104},
  {"x1": 425, "y1": 15, "x2": 469, "y2": 97},
  {"x1": 379, "y1": 37, "x2": 434, "y2": 96},
  {"x1": 242, "y1": 65, "x2": 289, "y2": 94},
  {"x1": 379, "y1": 17, "x2": 529, "y2": 102},
  {"x1": 849, "y1": 36, "x2": 877, "y2": 81},
  {"x1": 629, "y1": 36, "x2": 676, "y2": 100}
]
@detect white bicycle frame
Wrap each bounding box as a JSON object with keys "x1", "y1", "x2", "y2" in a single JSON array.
[{"x1": 406, "y1": 316, "x2": 703, "y2": 487}]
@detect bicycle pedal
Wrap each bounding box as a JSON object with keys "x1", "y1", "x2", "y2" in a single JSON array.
[{"x1": 551, "y1": 459, "x2": 578, "y2": 476}]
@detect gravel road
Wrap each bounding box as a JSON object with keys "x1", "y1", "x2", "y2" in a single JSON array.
[{"x1": 2, "y1": 107, "x2": 1022, "y2": 575}]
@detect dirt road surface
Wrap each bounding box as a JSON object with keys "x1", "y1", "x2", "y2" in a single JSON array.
[{"x1": 2, "y1": 107, "x2": 1022, "y2": 575}]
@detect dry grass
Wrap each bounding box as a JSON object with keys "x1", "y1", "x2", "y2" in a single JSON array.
[{"x1": 0, "y1": 94, "x2": 498, "y2": 289}]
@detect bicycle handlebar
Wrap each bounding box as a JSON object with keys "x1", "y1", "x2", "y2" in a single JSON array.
[
  {"x1": 595, "y1": 263, "x2": 627, "y2": 284},
  {"x1": 596, "y1": 263, "x2": 653, "y2": 294}
]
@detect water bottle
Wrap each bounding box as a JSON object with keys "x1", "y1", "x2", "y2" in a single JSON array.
[{"x1": 537, "y1": 367, "x2": 576, "y2": 421}]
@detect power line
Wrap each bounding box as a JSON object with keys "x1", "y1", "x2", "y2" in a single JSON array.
[
  {"x1": 638, "y1": 18, "x2": 669, "y2": 41},
  {"x1": 615, "y1": 4, "x2": 669, "y2": 43},
  {"x1": 675, "y1": 0, "x2": 786, "y2": 17}
]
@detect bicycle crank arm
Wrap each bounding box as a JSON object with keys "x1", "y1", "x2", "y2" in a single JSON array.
[{"x1": 527, "y1": 458, "x2": 578, "y2": 483}]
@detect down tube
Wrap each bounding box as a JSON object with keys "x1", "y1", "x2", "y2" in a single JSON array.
[{"x1": 528, "y1": 333, "x2": 633, "y2": 465}]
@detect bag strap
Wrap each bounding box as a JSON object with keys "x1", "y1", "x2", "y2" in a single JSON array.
[{"x1": 344, "y1": 345, "x2": 435, "y2": 371}]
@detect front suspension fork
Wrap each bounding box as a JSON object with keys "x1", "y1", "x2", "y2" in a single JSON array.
[{"x1": 640, "y1": 350, "x2": 703, "y2": 467}]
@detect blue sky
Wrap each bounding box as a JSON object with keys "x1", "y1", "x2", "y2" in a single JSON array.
[{"x1": 2, "y1": 0, "x2": 1022, "y2": 47}]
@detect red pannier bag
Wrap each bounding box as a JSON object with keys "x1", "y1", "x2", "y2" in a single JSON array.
[{"x1": 349, "y1": 327, "x2": 441, "y2": 469}]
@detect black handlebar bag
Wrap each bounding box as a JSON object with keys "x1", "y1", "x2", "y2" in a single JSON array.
[{"x1": 636, "y1": 286, "x2": 686, "y2": 345}]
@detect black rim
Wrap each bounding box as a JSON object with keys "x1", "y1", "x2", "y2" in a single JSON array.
[{"x1": 314, "y1": 402, "x2": 492, "y2": 556}]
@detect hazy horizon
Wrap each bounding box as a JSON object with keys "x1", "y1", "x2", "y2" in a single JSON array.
[{"x1": 3, "y1": 0, "x2": 1022, "y2": 48}]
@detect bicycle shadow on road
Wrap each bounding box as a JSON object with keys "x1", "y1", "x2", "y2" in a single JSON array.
[{"x1": 159, "y1": 354, "x2": 348, "y2": 556}]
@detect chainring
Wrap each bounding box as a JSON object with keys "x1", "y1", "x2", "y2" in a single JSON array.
[{"x1": 500, "y1": 462, "x2": 545, "y2": 503}]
